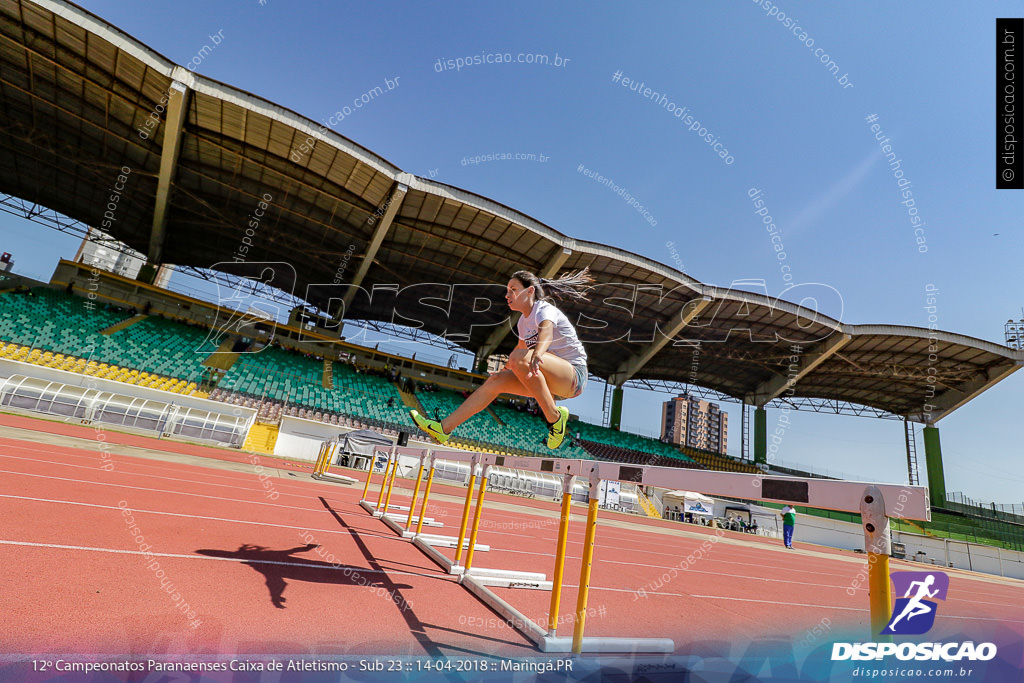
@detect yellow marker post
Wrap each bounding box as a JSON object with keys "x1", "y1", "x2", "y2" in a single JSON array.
[
  {"x1": 312, "y1": 444, "x2": 325, "y2": 476},
  {"x1": 547, "y1": 475, "x2": 575, "y2": 635},
  {"x1": 375, "y1": 456, "x2": 394, "y2": 510},
  {"x1": 453, "y1": 464, "x2": 478, "y2": 565},
  {"x1": 405, "y1": 461, "x2": 426, "y2": 530},
  {"x1": 571, "y1": 492, "x2": 601, "y2": 655},
  {"x1": 868, "y1": 552, "x2": 892, "y2": 638},
  {"x1": 313, "y1": 444, "x2": 329, "y2": 475},
  {"x1": 360, "y1": 456, "x2": 375, "y2": 501},
  {"x1": 860, "y1": 485, "x2": 893, "y2": 641},
  {"x1": 463, "y1": 470, "x2": 489, "y2": 572},
  {"x1": 382, "y1": 456, "x2": 400, "y2": 516},
  {"x1": 415, "y1": 465, "x2": 436, "y2": 535},
  {"x1": 324, "y1": 443, "x2": 336, "y2": 474}
]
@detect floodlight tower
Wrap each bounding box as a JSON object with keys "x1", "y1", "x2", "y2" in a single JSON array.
[{"x1": 1005, "y1": 312, "x2": 1024, "y2": 350}]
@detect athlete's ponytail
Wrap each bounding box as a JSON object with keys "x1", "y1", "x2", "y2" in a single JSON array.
[{"x1": 511, "y1": 267, "x2": 595, "y2": 302}]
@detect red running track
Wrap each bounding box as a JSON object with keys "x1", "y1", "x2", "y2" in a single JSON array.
[
  {"x1": 1, "y1": 412, "x2": 1022, "y2": 658},
  {"x1": 0, "y1": 417, "x2": 536, "y2": 657}
]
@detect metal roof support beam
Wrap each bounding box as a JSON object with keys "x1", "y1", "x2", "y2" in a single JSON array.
[
  {"x1": 746, "y1": 332, "x2": 852, "y2": 406},
  {"x1": 477, "y1": 246, "x2": 572, "y2": 360},
  {"x1": 608, "y1": 296, "x2": 712, "y2": 386},
  {"x1": 148, "y1": 80, "x2": 190, "y2": 268},
  {"x1": 341, "y1": 180, "x2": 408, "y2": 311},
  {"x1": 908, "y1": 362, "x2": 1021, "y2": 424}
]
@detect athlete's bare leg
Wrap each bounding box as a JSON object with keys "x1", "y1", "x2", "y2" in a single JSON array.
[
  {"x1": 505, "y1": 348, "x2": 576, "y2": 423},
  {"x1": 441, "y1": 370, "x2": 526, "y2": 434}
]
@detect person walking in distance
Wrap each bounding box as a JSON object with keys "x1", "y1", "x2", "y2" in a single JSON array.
[
  {"x1": 410, "y1": 268, "x2": 593, "y2": 450},
  {"x1": 781, "y1": 504, "x2": 796, "y2": 548}
]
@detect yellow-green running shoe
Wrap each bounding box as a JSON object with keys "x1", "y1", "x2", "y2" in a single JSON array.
[
  {"x1": 410, "y1": 409, "x2": 449, "y2": 445},
  {"x1": 546, "y1": 406, "x2": 570, "y2": 450}
]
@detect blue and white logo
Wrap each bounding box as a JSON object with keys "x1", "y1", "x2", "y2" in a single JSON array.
[{"x1": 881, "y1": 571, "x2": 949, "y2": 635}]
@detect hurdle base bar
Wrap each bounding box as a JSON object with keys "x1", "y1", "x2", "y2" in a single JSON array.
[
  {"x1": 463, "y1": 574, "x2": 552, "y2": 591},
  {"x1": 415, "y1": 534, "x2": 490, "y2": 552},
  {"x1": 383, "y1": 512, "x2": 438, "y2": 525},
  {"x1": 311, "y1": 472, "x2": 358, "y2": 485},
  {"x1": 461, "y1": 574, "x2": 547, "y2": 646},
  {"x1": 461, "y1": 575, "x2": 674, "y2": 654},
  {"x1": 379, "y1": 513, "x2": 442, "y2": 538},
  {"x1": 359, "y1": 500, "x2": 419, "y2": 517},
  {"x1": 413, "y1": 536, "x2": 490, "y2": 574},
  {"x1": 539, "y1": 636, "x2": 675, "y2": 654}
]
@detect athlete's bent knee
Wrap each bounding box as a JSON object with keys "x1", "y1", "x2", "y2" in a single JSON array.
[{"x1": 506, "y1": 351, "x2": 531, "y2": 374}]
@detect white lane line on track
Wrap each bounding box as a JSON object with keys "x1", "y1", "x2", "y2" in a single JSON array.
[
  {"x1": 0, "y1": 447, "x2": 317, "y2": 496},
  {"x1": 623, "y1": 593, "x2": 867, "y2": 611},
  {"x1": 0, "y1": 539, "x2": 448, "y2": 581},
  {"x1": 685, "y1": 595, "x2": 1024, "y2": 624},
  {"x1": 0, "y1": 493, "x2": 403, "y2": 545},
  {"x1": 0, "y1": 468, "x2": 352, "y2": 515}
]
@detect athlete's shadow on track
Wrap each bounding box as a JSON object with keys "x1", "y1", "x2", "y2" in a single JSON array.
[{"x1": 195, "y1": 543, "x2": 411, "y2": 609}]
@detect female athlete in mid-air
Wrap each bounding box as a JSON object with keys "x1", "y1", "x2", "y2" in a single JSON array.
[{"x1": 411, "y1": 268, "x2": 593, "y2": 450}]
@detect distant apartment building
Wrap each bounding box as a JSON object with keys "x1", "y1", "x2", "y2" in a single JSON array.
[{"x1": 661, "y1": 394, "x2": 728, "y2": 454}]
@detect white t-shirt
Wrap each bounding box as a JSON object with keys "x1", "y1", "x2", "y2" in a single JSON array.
[{"x1": 516, "y1": 300, "x2": 587, "y2": 366}]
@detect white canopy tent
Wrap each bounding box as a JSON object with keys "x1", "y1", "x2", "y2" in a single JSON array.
[{"x1": 662, "y1": 490, "x2": 715, "y2": 517}]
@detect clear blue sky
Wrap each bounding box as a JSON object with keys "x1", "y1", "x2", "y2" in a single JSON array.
[{"x1": 3, "y1": 1, "x2": 1022, "y2": 504}]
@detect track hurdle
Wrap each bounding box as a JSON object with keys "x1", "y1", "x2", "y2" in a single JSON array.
[
  {"x1": 543, "y1": 461, "x2": 930, "y2": 653},
  {"x1": 410, "y1": 450, "x2": 495, "y2": 570},
  {"x1": 311, "y1": 437, "x2": 358, "y2": 485},
  {"x1": 359, "y1": 446, "x2": 444, "y2": 531},
  {"x1": 418, "y1": 451, "x2": 927, "y2": 654}
]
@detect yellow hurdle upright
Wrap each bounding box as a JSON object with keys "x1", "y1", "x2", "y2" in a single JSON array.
[
  {"x1": 415, "y1": 465, "x2": 437, "y2": 535},
  {"x1": 375, "y1": 456, "x2": 395, "y2": 511},
  {"x1": 547, "y1": 475, "x2": 575, "y2": 635},
  {"x1": 312, "y1": 443, "x2": 329, "y2": 477},
  {"x1": 454, "y1": 463, "x2": 478, "y2": 565},
  {"x1": 405, "y1": 462, "x2": 427, "y2": 530},
  {"x1": 572, "y1": 494, "x2": 601, "y2": 654},
  {"x1": 360, "y1": 453, "x2": 375, "y2": 501},
  {"x1": 463, "y1": 469, "x2": 489, "y2": 572},
  {"x1": 861, "y1": 485, "x2": 894, "y2": 641},
  {"x1": 382, "y1": 455, "x2": 400, "y2": 515},
  {"x1": 321, "y1": 443, "x2": 336, "y2": 476}
]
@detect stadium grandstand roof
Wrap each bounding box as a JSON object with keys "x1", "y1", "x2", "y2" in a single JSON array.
[{"x1": 1, "y1": 0, "x2": 1021, "y2": 423}]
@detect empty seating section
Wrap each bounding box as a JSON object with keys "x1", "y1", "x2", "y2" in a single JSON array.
[
  {"x1": 332, "y1": 364, "x2": 414, "y2": 427},
  {"x1": 579, "y1": 439, "x2": 703, "y2": 469},
  {"x1": 217, "y1": 351, "x2": 414, "y2": 428},
  {"x1": 104, "y1": 316, "x2": 216, "y2": 381},
  {"x1": 489, "y1": 401, "x2": 591, "y2": 459},
  {"x1": 0, "y1": 289, "x2": 130, "y2": 353},
  {"x1": 571, "y1": 419, "x2": 695, "y2": 463},
  {"x1": 681, "y1": 446, "x2": 760, "y2": 473},
  {"x1": 415, "y1": 389, "x2": 493, "y2": 442},
  {"x1": 0, "y1": 289, "x2": 201, "y2": 393}
]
